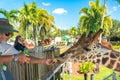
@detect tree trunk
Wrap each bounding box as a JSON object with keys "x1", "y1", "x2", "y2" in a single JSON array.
[
  {"x1": 26, "y1": 26, "x2": 28, "y2": 40},
  {"x1": 33, "y1": 27, "x2": 38, "y2": 46}
]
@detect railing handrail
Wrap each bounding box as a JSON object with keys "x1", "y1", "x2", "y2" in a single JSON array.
[
  {"x1": 103, "y1": 72, "x2": 116, "y2": 80},
  {"x1": 41, "y1": 62, "x2": 65, "y2": 80},
  {"x1": 46, "y1": 63, "x2": 64, "y2": 80}
]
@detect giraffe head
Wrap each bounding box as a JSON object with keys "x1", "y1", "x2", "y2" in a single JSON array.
[
  {"x1": 57, "y1": 29, "x2": 103, "y2": 62},
  {"x1": 73, "y1": 29, "x2": 120, "y2": 71},
  {"x1": 56, "y1": 29, "x2": 120, "y2": 71}
]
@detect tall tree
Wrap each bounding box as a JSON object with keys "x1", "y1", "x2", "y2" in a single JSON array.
[
  {"x1": 109, "y1": 19, "x2": 120, "y2": 38},
  {"x1": 0, "y1": 9, "x2": 19, "y2": 27},
  {"x1": 79, "y1": 0, "x2": 112, "y2": 36},
  {"x1": 115, "y1": 0, "x2": 120, "y2": 4},
  {"x1": 18, "y1": 2, "x2": 57, "y2": 46},
  {"x1": 18, "y1": 3, "x2": 31, "y2": 39},
  {"x1": 69, "y1": 26, "x2": 78, "y2": 36}
]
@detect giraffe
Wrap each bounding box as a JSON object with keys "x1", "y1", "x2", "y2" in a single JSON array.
[{"x1": 55, "y1": 29, "x2": 120, "y2": 72}]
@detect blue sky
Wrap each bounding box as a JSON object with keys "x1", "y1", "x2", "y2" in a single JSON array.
[{"x1": 0, "y1": 0, "x2": 120, "y2": 30}]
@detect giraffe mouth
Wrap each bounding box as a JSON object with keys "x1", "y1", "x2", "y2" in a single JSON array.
[{"x1": 53, "y1": 57, "x2": 66, "y2": 63}]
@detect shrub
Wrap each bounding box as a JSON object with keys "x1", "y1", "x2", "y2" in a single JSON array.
[{"x1": 80, "y1": 62, "x2": 94, "y2": 74}]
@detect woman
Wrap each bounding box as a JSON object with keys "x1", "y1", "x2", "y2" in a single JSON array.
[{"x1": 14, "y1": 35, "x2": 26, "y2": 52}]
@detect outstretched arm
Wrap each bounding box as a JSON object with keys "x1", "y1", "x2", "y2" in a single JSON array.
[
  {"x1": 0, "y1": 55, "x2": 14, "y2": 63},
  {"x1": 0, "y1": 54, "x2": 54, "y2": 65},
  {"x1": 28, "y1": 56, "x2": 55, "y2": 65},
  {"x1": 0, "y1": 54, "x2": 30, "y2": 63}
]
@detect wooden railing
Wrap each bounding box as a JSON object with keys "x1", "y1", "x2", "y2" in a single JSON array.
[
  {"x1": 7, "y1": 46, "x2": 56, "y2": 80},
  {"x1": 41, "y1": 63, "x2": 65, "y2": 80},
  {"x1": 7, "y1": 46, "x2": 69, "y2": 80}
]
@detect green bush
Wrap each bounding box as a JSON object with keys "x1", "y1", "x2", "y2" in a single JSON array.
[
  {"x1": 112, "y1": 45, "x2": 120, "y2": 50},
  {"x1": 63, "y1": 65, "x2": 117, "y2": 80},
  {"x1": 22, "y1": 49, "x2": 30, "y2": 54},
  {"x1": 80, "y1": 62, "x2": 94, "y2": 73}
]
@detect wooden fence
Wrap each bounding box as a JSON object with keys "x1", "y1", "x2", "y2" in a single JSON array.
[
  {"x1": 41, "y1": 63, "x2": 64, "y2": 80},
  {"x1": 7, "y1": 45, "x2": 63, "y2": 80}
]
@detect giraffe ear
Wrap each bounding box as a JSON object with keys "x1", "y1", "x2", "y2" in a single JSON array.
[{"x1": 88, "y1": 29, "x2": 103, "y2": 47}]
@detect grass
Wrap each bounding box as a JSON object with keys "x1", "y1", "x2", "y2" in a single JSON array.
[
  {"x1": 61, "y1": 65, "x2": 120, "y2": 80},
  {"x1": 112, "y1": 45, "x2": 120, "y2": 50}
]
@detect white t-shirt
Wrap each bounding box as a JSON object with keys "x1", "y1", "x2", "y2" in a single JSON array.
[{"x1": 0, "y1": 43, "x2": 20, "y2": 55}]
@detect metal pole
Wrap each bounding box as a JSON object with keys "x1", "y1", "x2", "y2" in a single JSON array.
[{"x1": 112, "y1": 72, "x2": 116, "y2": 80}]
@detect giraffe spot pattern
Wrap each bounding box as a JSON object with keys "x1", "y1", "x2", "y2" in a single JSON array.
[
  {"x1": 102, "y1": 57, "x2": 109, "y2": 64},
  {"x1": 116, "y1": 63, "x2": 120, "y2": 71},
  {"x1": 110, "y1": 53, "x2": 117, "y2": 58}
]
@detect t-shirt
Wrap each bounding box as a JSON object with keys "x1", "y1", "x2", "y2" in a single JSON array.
[
  {"x1": 0, "y1": 42, "x2": 18, "y2": 80},
  {"x1": 0, "y1": 42, "x2": 20, "y2": 55}
]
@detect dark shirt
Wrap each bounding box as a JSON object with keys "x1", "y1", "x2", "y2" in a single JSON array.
[{"x1": 14, "y1": 42, "x2": 26, "y2": 51}]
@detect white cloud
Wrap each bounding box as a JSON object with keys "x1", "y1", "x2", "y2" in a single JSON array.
[
  {"x1": 52, "y1": 8, "x2": 67, "y2": 15},
  {"x1": 109, "y1": 6, "x2": 120, "y2": 14},
  {"x1": 42, "y1": 2, "x2": 51, "y2": 6},
  {"x1": 113, "y1": 6, "x2": 117, "y2": 11},
  {"x1": 80, "y1": 13, "x2": 85, "y2": 16}
]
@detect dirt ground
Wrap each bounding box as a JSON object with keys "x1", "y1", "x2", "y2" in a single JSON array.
[{"x1": 71, "y1": 62, "x2": 94, "y2": 76}]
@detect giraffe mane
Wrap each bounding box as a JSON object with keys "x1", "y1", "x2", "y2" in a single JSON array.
[
  {"x1": 100, "y1": 44, "x2": 120, "y2": 54},
  {"x1": 59, "y1": 33, "x2": 86, "y2": 58}
]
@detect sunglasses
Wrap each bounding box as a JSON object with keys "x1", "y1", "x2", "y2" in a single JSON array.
[{"x1": 5, "y1": 33, "x2": 12, "y2": 36}]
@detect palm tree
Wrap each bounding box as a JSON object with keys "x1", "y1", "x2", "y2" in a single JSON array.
[
  {"x1": 18, "y1": 3, "x2": 32, "y2": 39},
  {"x1": 79, "y1": 0, "x2": 112, "y2": 36},
  {"x1": 18, "y1": 2, "x2": 57, "y2": 46},
  {"x1": 0, "y1": 8, "x2": 19, "y2": 26},
  {"x1": 109, "y1": 19, "x2": 120, "y2": 39},
  {"x1": 115, "y1": 0, "x2": 120, "y2": 4},
  {"x1": 70, "y1": 26, "x2": 78, "y2": 36},
  {"x1": 37, "y1": 8, "x2": 56, "y2": 39}
]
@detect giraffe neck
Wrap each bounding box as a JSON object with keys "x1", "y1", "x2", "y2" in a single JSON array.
[
  {"x1": 88, "y1": 44, "x2": 120, "y2": 72},
  {"x1": 73, "y1": 43, "x2": 120, "y2": 72},
  {"x1": 96, "y1": 50, "x2": 120, "y2": 72},
  {"x1": 56, "y1": 28, "x2": 120, "y2": 72}
]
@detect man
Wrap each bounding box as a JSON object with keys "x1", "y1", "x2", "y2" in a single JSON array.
[{"x1": 0, "y1": 19, "x2": 54, "y2": 80}]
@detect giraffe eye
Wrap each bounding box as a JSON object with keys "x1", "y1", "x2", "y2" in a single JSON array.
[{"x1": 83, "y1": 47, "x2": 91, "y2": 51}]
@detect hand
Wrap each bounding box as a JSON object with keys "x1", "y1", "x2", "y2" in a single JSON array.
[
  {"x1": 44, "y1": 59, "x2": 55, "y2": 65},
  {"x1": 18, "y1": 54, "x2": 30, "y2": 63}
]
